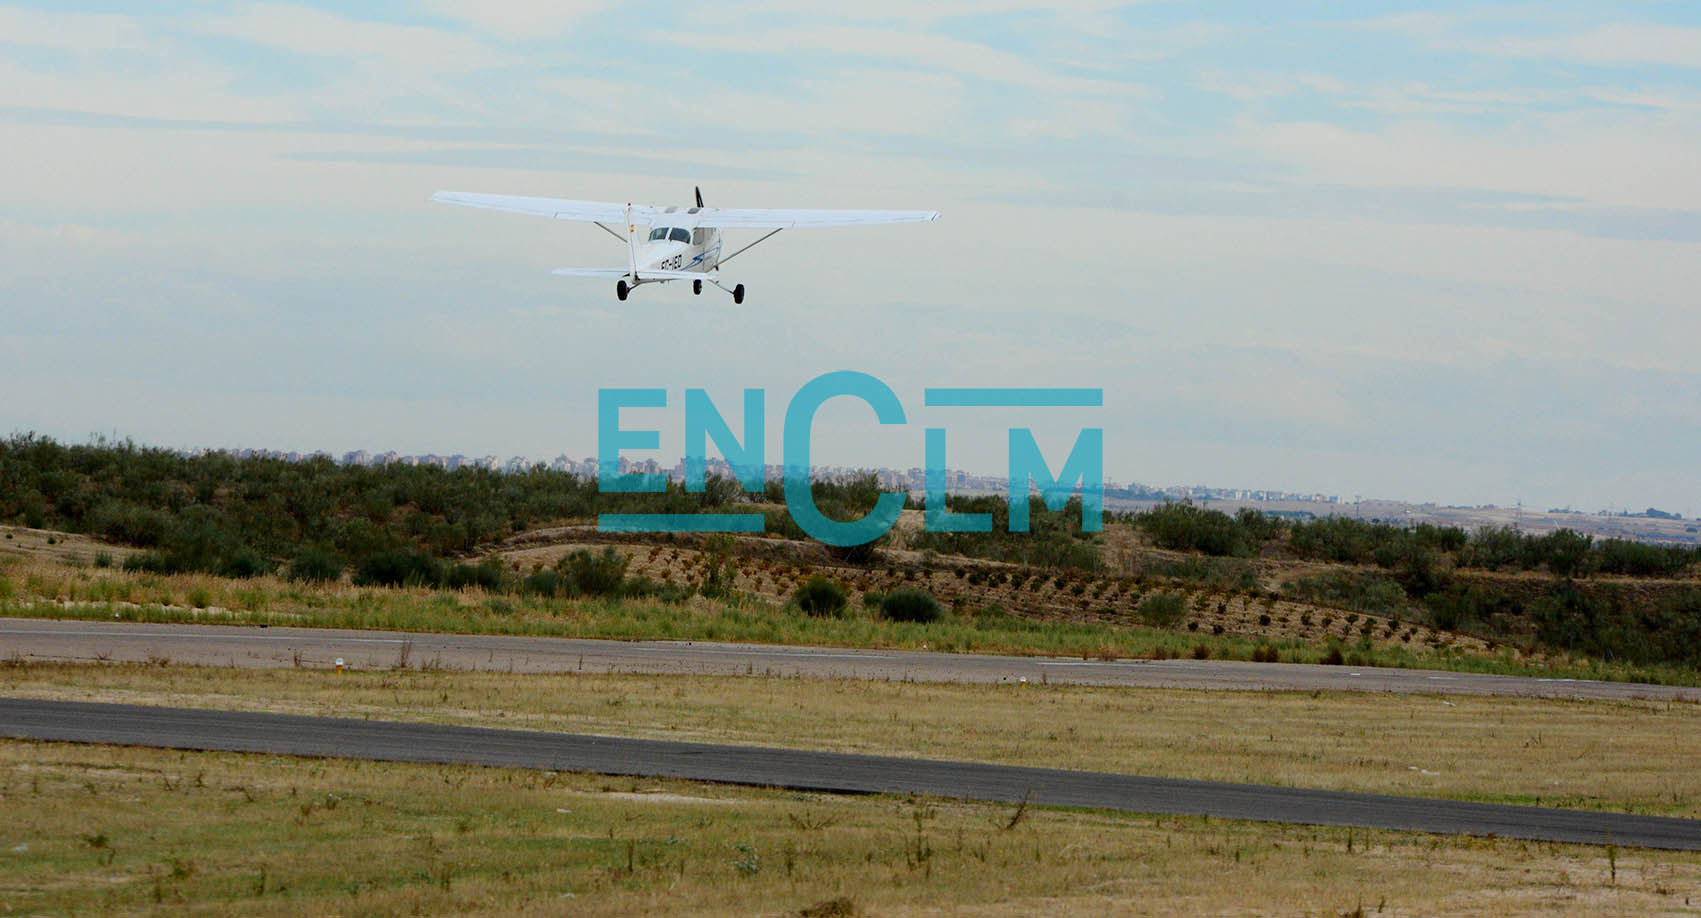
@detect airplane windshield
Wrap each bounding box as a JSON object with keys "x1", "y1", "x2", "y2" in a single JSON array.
[{"x1": 648, "y1": 227, "x2": 693, "y2": 244}]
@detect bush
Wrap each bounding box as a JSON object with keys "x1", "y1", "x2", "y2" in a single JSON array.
[
  {"x1": 1135, "y1": 503, "x2": 1254, "y2": 557},
  {"x1": 555, "y1": 547, "x2": 628, "y2": 597},
  {"x1": 1595, "y1": 539, "x2": 1692, "y2": 577},
  {"x1": 1135, "y1": 592, "x2": 1188, "y2": 629},
  {"x1": 285, "y1": 547, "x2": 343, "y2": 584},
  {"x1": 123, "y1": 551, "x2": 186, "y2": 575},
  {"x1": 1282, "y1": 572, "x2": 1408, "y2": 617},
  {"x1": 1320, "y1": 644, "x2": 1345, "y2": 665},
  {"x1": 520, "y1": 570, "x2": 563, "y2": 597},
  {"x1": 1532, "y1": 529, "x2": 1595, "y2": 578},
  {"x1": 1144, "y1": 556, "x2": 1258, "y2": 591},
  {"x1": 1251, "y1": 645, "x2": 1279, "y2": 663},
  {"x1": 793, "y1": 576, "x2": 849, "y2": 617},
  {"x1": 444, "y1": 561, "x2": 505, "y2": 591},
  {"x1": 972, "y1": 603, "x2": 1017, "y2": 628},
  {"x1": 88, "y1": 501, "x2": 174, "y2": 548},
  {"x1": 879, "y1": 588, "x2": 943, "y2": 623},
  {"x1": 218, "y1": 549, "x2": 272, "y2": 579},
  {"x1": 354, "y1": 549, "x2": 443, "y2": 587}
]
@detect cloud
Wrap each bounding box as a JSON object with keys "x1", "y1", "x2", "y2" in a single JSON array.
[
  {"x1": 419, "y1": 0, "x2": 609, "y2": 39},
  {"x1": 190, "y1": 3, "x2": 503, "y2": 74},
  {"x1": 1244, "y1": 115, "x2": 1701, "y2": 212},
  {"x1": 1478, "y1": 23, "x2": 1701, "y2": 70},
  {"x1": 653, "y1": 25, "x2": 1147, "y2": 101},
  {"x1": 0, "y1": 7, "x2": 157, "y2": 54},
  {"x1": 1356, "y1": 13, "x2": 1701, "y2": 72}
]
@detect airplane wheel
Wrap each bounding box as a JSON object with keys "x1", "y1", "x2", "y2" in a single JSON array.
[
  {"x1": 693, "y1": 280, "x2": 702, "y2": 295},
  {"x1": 732, "y1": 283, "x2": 745, "y2": 305},
  {"x1": 616, "y1": 280, "x2": 629, "y2": 301}
]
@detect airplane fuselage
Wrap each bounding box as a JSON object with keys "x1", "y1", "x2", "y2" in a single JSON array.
[{"x1": 632, "y1": 221, "x2": 721, "y2": 284}]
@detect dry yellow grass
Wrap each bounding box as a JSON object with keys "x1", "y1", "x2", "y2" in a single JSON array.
[
  {"x1": 0, "y1": 526, "x2": 139, "y2": 567},
  {"x1": 5, "y1": 662, "x2": 1699, "y2": 818},
  {"x1": 2, "y1": 739, "x2": 1696, "y2": 916}
]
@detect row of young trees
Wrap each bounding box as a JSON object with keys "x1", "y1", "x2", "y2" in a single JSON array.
[
  {"x1": 1130, "y1": 501, "x2": 1699, "y2": 578},
  {"x1": 1126, "y1": 502, "x2": 1701, "y2": 666}
]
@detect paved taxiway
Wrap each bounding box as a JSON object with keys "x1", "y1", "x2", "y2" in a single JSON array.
[
  {"x1": 4, "y1": 698, "x2": 1697, "y2": 849},
  {"x1": 4, "y1": 617, "x2": 1697, "y2": 700}
]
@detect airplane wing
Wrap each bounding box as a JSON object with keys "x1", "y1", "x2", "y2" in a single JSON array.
[
  {"x1": 432, "y1": 191, "x2": 938, "y2": 229},
  {"x1": 551, "y1": 268, "x2": 715, "y2": 281},
  {"x1": 430, "y1": 192, "x2": 630, "y2": 223},
  {"x1": 687, "y1": 207, "x2": 939, "y2": 229}
]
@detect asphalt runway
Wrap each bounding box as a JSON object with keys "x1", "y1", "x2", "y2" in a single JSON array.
[
  {"x1": 3, "y1": 697, "x2": 1697, "y2": 850},
  {"x1": 4, "y1": 617, "x2": 1698, "y2": 701}
]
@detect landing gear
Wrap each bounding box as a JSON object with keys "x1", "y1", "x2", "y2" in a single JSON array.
[
  {"x1": 693, "y1": 279, "x2": 702, "y2": 296},
  {"x1": 732, "y1": 283, "x2": 745, "y2": 305},
  {"x1": 616, "y1": 280, "x2": 629, "y2": 301}
]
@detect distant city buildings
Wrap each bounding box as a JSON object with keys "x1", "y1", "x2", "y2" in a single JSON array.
[{"x1": 191, "y1": 444, "x2": 1334, "y2": 505}]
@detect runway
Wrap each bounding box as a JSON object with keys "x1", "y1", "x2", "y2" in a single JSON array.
[
  {"x1": 3, "y1": 697, "x2": 1697, "y2": 850},
  {"x1": 4, "y1": 617, "x2": 1697, "y2": 700}
]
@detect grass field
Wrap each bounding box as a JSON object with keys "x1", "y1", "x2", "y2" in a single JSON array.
[
  {"x1": 6, "y1": 662, "x2": 1700, "y2": 818},
  {"x1": 3, "y1": 739, "x2": 1697, "y2": 916}
]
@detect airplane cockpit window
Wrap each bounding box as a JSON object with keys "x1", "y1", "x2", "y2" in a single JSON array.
[
  {"x1": 670, "y1": 227, "x2": 691, "y2": 243},
  {"x1": 648, "y1": 227, "x2": 669, "y2": 241}
]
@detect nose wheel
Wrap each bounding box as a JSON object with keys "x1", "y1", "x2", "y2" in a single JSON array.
[
  {"x1": 616, "y1": 279, "x2": 629, "y2": 301},
  {"x1": 693, "y1": 279, "x2": 702, "y2": 295}
]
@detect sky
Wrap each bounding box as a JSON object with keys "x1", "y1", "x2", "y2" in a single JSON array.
[{"x1": 2, "y1": 2, "x2": 1700, "y2": 514}]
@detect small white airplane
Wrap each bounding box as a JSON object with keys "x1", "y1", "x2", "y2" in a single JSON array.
[{"x1": 429, "y1": 187, "x2": 938, "y2": 303}]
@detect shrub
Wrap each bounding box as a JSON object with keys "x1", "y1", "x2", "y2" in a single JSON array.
[
  {"x1": 1257, "y1": 613, "x2": 1271, "y2": 626},
  {"x1": 1320, "y1": 645, "x2": 1345, "y2": 665},
  {"x1": 93, "y1": 551, "x2": 114, "y2": 569},
  {"x1": 354, "y1": 549, "x2": 443, "y2": 588},
  {"x1": 879, "y1": 588, "x2": 943, "y2": 623},
  {"x1": 89, "y1": 501, "x2": 173, "y2": 548},
  {"x1": 1135, "y1": 592, "x2": 1188, "y2": 629},
  {"x1": 1596, "y1": 538, "x2": 1692, "y2": 577},
  {"x1": 285, "y1": 548, "x2": 343, "y2": 584},
  {"x1": 793, "y1": 576, "x2": 849, "y2": 617},
  {"x1": 218, "y1": 549, "x2": 272, "y2": 580},
  {"x1": 973, "y1": 603, "x2": 1016, "y2": 627},
  {"x1": 1532, "y1": 529, "x2": 1595, "y2": 578},
  {"x1": 1134, "y1": 502, "x2": 1254, "y2": 556},
  {"x1": 1283, "y1": 572, "x2": 1408, "y2": 617},
  {"x1": 1251, "y1": 645, "x2": 1279, "y2": 663},
  {"x1": 520, "y1": 570, "x2": 563, "y2": 597},
  {"x1": 1192, "y1": 643, "x2": 1211, "y2": 659},
  {"x1": 444, "y1": 561, "x2": 504, "y2": 591},
  {"x1": 555, "y1": 547, "x2": 628, "y2": 597},
  {"x1": 124, "y1": 551, "x2": 186, "y2": 575}
]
